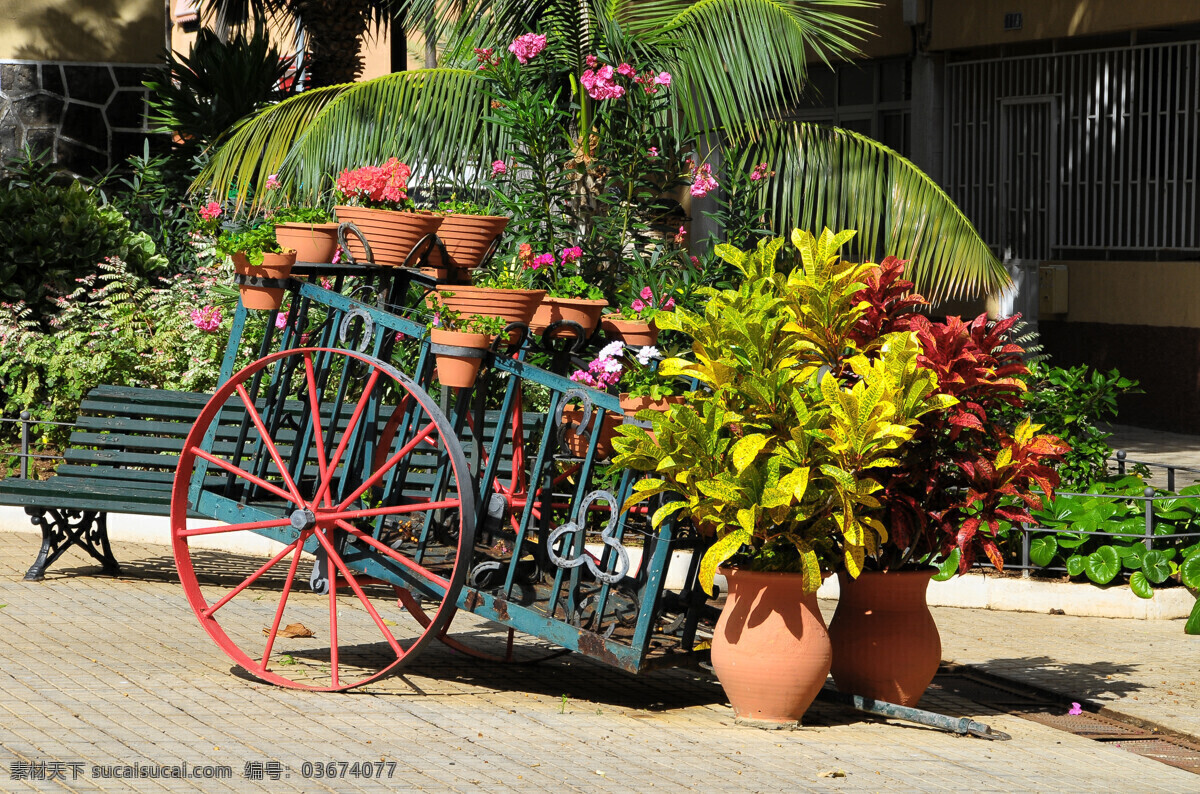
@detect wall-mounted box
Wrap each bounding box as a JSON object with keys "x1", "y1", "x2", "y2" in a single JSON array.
[{"x1": 1039, "y1": 264, "x2": 1068, "y2": 315}]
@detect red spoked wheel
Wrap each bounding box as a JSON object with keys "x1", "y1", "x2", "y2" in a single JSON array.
[{"x1": 170, "y1": 347, "x2": 476, "y2": 690}]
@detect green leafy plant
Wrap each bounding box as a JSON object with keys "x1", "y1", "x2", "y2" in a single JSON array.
[
  {"x1": 144, "y1": 13, "x2": 298, "y2": 151},
  {"x1": 547, "y1": 275, "x2": 604, "y2": 301},
  {"x1": 437, "y1": 197, "x2": 500, "y2": 217},
  {"x1": 0, "y1": 149, "x2": 168, "y2": 313},
  {"x1": 613, "y1": 230, "x2": 950, "y2": 593},
  {"x1": 997, "y1": 363, "x2": 1140, "y2": 491},
  {"x1": 427, "y1": 292, "x2": 507, "y2": 335},
  {"x1": 219, "y1": 222, "x2": 291, "y2": 266},
  {"x1": 0, "y1": 255, "x2": 231, "y2": 446},
  {"x1": 1015, "y1": 478, "x2": 1200, "y2": 634},
  {"x1": 270, "y1": 206, "x2": 334, "y2": 225}
]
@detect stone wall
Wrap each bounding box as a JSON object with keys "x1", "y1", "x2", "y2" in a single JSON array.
[{"x1": 0, "y1": 60, "x2": 157, "y2": 176}]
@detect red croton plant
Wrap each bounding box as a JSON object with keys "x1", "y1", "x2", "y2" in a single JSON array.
[{"x1": 849, "y1": 257, "x2": 1070, "y2": 574}]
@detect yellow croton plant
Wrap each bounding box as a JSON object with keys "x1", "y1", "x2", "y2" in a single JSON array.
[{"x1": 612, "y1": 229, "x2": 958, "y2": 595}]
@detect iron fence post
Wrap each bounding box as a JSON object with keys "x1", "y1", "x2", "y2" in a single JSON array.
[
  {"x1": 19, "y1": 410, "x2": 30, "y2": 480},
  {"x1": 1143, "y1": 486, "x2": 1155, "y2": 552},
  {"x1": 1116, "y1": 449, "x2": 1126, "y2": 476},
  {"x1": 1167, "y1": 466, "x2": 1176, "y2": 492},
  {"x1": 1021, "y1": 522, "x2": 1031, "y2": 574}
]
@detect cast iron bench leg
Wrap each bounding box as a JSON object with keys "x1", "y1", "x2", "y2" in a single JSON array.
[{"x1": 23, "y1": 508, "x2": 119, "y2": 581}]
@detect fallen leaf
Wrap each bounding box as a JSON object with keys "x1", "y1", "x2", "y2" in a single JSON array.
[
  {"x1": 264, "y1": 623, "x2": 315, "y2": 639},
  {"x1": 818, "y1": 770, "x2": 846, "y2": 779}
]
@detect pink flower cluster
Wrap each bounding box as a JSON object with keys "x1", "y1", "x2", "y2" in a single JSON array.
[
  {"x1": 690, "y1": 162, "x2": 719, "y2": 197},
  {"x1": 581, "y1": 64, "x2": 624, "y2": 100},
  {"x1": 560, "y1": 246, "x2": 582, "y2": 264},
  {"x1": 634, "y1": 71, "x2": 671, "y2": 94},
  {"x1": 491, "y1": 160, "x2": 507, "y2": 177},
  {"x1": 190, "y1": 305, "x2": 222, "y2": 332},
  {"x1": 528, "y1": 253, "x2": 554, "y2": 270},
  {"x1": 508, "y1": 33, "x2": 547, "y2": 64},
  {"x1": 474, "y1": 47, "x2": 500, "y2": 69},
  {"x1": 570, "y1": 342, "x2": 625, "y2": 389},
  {"x1": 631, "y1": 286, "x2": 674, "y2": 315},
  {"x1": 750, "y1": 161, "x2": 770, "y2": 182},
  {"x1": 264, "y1": 173, "x2": 281, "y2": 190},
  {"x1": 198, "y1": 201, "x2": 222, "y2": 221},
  {"x1": 335, "y1": 158, "x2": 412, "y2": 206}
]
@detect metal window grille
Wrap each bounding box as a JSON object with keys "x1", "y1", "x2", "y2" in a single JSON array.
[{"x1": 945, "y1": 41, "x2": 1200, "y2": 260}]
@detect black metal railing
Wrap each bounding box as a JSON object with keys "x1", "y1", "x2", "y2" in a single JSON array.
[{"x1": 0, "y1": 412, "x2": 70, "y2": 479}]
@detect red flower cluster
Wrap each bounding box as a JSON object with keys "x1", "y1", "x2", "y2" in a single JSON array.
[{"x1": 335, "y1": 158, "x2": 412, "y2": 209}]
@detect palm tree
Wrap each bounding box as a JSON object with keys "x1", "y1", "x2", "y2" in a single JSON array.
[{"x1": 195, "y1": 0, "x2": 1008, "y2": 300}]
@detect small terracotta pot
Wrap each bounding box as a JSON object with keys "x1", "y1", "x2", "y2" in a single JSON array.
[
  {"x1": 711, "y1": 567, "x2": 832, "y2": 726},
  {"x1": 334, "y1": 205, "x2": 444, "y2": 267},
  {"x1": 431, "y1": 286, "x2": 546, "y2": 326},
  {"x1": 428, "y1": 214, "x2": 509, "y2": 271},
  {"x1": 274, "y1": 222, "x2": 339, "y2": 263},
  {"x1": 560, "y1": 404, "x2": 621, "y2": 459},
  {"x1": 828, "y1": 569, "x2": 941, "y2": 707},
  {"x1": 233, "y1": 250, "x2": 297, "y2": 311},
  {"x1": 430, "y1": 328, "x2": 492, "y2": 388},
  {"x1": 530, "y1": 296, "x2": 609, "y2": 337},
  {"x1": 601, "y1": 315, "x2": 658, "y2": 346}
]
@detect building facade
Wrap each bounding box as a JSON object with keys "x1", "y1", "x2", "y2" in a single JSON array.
[{"x1": 813, "y1": 1, "x2": 1200, "y2": 433}]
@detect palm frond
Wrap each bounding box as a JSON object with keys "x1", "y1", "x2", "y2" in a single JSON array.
[
  {"x1": 626, "y1": 0, "x2": 874, "y2": 140},
  {"x1": 191, "y1": 84, "x2": 352, "y2": 212},
  {"x1": 282, "y1": 68, "x2": 500, "y2": 202},
  {"x1": 748, "y1": 121, "x2": 1009, "y2": 300}
]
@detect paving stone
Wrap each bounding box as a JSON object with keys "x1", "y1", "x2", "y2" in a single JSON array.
[{"x1": 1, "y1": 529, "x2": 1197, "y2": 791}]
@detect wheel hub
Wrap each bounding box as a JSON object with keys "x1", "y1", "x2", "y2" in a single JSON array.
[{"x1": 289, "y1": 508, "x2": 317, "y2": 533}]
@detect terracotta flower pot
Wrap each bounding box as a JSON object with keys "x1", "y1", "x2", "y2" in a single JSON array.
[
  {"x1": 430, "y1": 328, "x2": 492, "y2": 389},
  {"x1": 430, "y1": 286, "x2": 546, "y2": 326},
  {"x1": 334, "y1": 205, "x2": 444, "y2": 267},
  {"x1": 710, "y1": 567, "x2": 832, "y2": 726},
  {"x1": 828, "y1": 569, "x2": 941, "y2": 707},
  {"x1": 233, "y1": 250, "x2": 297, "y2": 311},
  {"x1": 427, "y1": 214, "x2": 509, "y2": 272},
  {"x1": 601, "y1": 315, "x2": 659, "y2": 346},
  {"x1": 530, "y1": 296, "x2": 609, "y2": 337},
  {"x1": 560, "y1": 404, "x2": 620, "y2": 459},
  {"x1": 274, "y1": 222, "x2": 339, "y2": 263}
]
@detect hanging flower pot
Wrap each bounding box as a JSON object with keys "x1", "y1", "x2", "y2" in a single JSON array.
[
  {"x1": 430, "y1": 328, "x2": 493, "y2": 389},
  {"x1": 530, "y1": 296, "x2": 609, "y2": 337},
  {"x1": 428, "y1": 214, "x2": 509, "y2": 273},
  {"x1": 710, "y1": 567, "x2": 832, "y2": 727},
  {"x1": 827, "y1": 569, "x2": 941, "y2": 707},
  {"x1": 274, "y1": 222, "x2": 340, "y2": 263},
  {"x1": 232, "y1": 250, "x2": 297, "y2": 311},
  {"x1": 334, "y1": 206, "x2": 444, "y2": 267},
  {"x1": 601, "y1": 314, "x2": 659, "y2": 346},
  {"x1": 430, "y1": 285, "x2": 546, "y2": 326}
]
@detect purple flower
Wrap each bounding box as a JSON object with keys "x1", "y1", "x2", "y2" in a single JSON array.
[{"x1": 1068, "y1": 702, "x2": 1083, "y2": 716}]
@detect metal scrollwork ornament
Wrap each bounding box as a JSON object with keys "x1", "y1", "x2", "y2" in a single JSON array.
[{"x1": 547, "y1": 490, "x2": 630, "y2": 584}]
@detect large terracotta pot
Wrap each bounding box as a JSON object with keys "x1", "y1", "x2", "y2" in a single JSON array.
[
  {"x1": 530, "y1": 296, "x2": 609, "y2": 337},
  {"x1": 334, "y1": 205, "x2": 443, "y2": 267},
  {"x1": 433, "y1": 286, "x2": 546, "y2": 326},
  {"x1": 601, "y1": 315, "x2": 658, "y2": 346},
  {"x1": 430, "y1": 328, "x2": 492, "y2": 388},
  {"x1": 233, "y1": 250, "x2": 297, "y2": 311},
  {"x1": 274, "y1": 222, "x2": 339, "y2": 263},
  {"x1": 828, "y1": 569, "x2": 941, "y2": 707},
  {"x1": 560, "y1": 404, "x2": 620, "y2": 459},
  {"x1": 710, "y1": 567, "x2": 832, "y2": 726},
  {"x1": 427, "y1": 214, "x2": 509, "y2": 272}
]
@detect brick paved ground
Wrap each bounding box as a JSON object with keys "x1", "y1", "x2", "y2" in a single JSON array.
[{"x1": 1, "y1": 530, "x2": 1196, "y2": 792}]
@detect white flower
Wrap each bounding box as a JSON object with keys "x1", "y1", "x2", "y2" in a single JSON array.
[
  {"x1": 635, "y1": 346, "x2": 660, "y2": 366},
  {"x1": 601, "y1": 357, "x2": 623, "y2": 374},
  {"x1": 597, "y1": 340, "x2": 625, "y2": 360}
]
